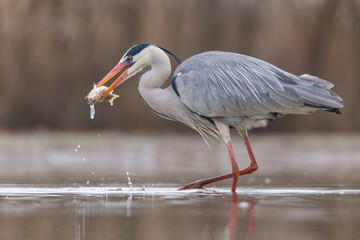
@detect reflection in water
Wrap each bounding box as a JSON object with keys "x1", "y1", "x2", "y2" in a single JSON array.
[
  {"x1": 74, "y1": 196, "x2": 87, "y2": 240},
  {"x1": 227, "y1": 193, "x2": 239, "y2": 240},
  {"x1": 127, "y1": 194, "x2": 133, "y2": 218},
  {"x1": 74, "y1": 192, "x2": 133, "y2": 240},
  {"x1": 246, "y1": 200, "x2": 256, "y2": 240},
  {"x1": 227, "y1": 193, "x2": 256, "y2": 240},
  {"x1": 0, "y1": 186, "x2": 359, "y2": 240},
  {"x1": 71, "y1": 189, "x2": 260, "y2": 240}
]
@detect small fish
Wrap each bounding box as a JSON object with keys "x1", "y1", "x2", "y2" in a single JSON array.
[
  {"x1": 101, "y1": 90, "x2": 119, "y2": 106},
  {"x1": 86, "y1": 84, "x2": 119, "y2": 119},
  {"x1": 86, "y1": 84, "x2": 119, "y2": 106}
]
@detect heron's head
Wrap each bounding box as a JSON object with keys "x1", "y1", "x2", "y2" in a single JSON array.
[
  {"x1": 91, "y1": 43, "x2": 151, "y2": 98},
  {"x1": 90, "y1": 43, "x2": 181, "y2": 103}
]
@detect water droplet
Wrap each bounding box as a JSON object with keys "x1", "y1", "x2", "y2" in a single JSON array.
[
  {"x1": 101, "y1": 177, "x2": 104, "y2": 181},
  {"x1": 74, "y1": 149, "x2": 78, "y2": 152},
  {"x1": 77, "y1": 145, "x2": 80, "y2": 148},
  {"x1": 90, "y1": 103, "x2": 95, "y2": 119},
  {"x1": 86, "y1": 180, "x2": 89, "y2": 184},
  {"x1": 73, "y1": 182, "x2": 77, "y2": 186},
  {"x1": 82, "y1": 158, "x2": 85, "y2": 162},
  {"x1": 92, "y1": 171, "x2": 95, "y2": 175},
  {"x1": 239, "y1": 202, "x2": 250, "y2": 208},
  {"x1": 265, "y1": 178, "x2": 271, "y2": 184}
]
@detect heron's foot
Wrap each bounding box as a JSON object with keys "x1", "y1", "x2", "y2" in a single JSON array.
[{"x1": 178, "y1": 181, "x2": 205, "y2": 190}]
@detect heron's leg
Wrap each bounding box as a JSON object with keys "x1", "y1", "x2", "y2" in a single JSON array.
[
  {"x1": 178, "y1": 129, "x2": 258, "y2": 191},
  {"x1": 236, "y1": 129, "x2": 258, "y2": 176},
  {"x1": 178, "y1": 173, "x2": 234, "y2": 190},
  {"x1": 179, "y1": 121, "x2": 240, "y2": 192},
  {"x1": 226, "y1": 140, "x2": 240, "y2": 192},
  {"x1": 217, "y1": 121, "x2": 240, "y2": 192}
]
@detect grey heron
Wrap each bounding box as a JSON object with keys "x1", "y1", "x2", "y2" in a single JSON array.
[{"x1": 91, "y1": 43, "x2": 343, "y2": 192}]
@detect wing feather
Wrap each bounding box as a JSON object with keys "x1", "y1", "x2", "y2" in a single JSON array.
[{"x1": 172, "y1": 51, "x2": 343, "y2": 117}]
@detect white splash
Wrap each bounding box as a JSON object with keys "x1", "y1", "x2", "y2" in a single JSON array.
[{"x1": 126, "y1": 171, "x2": 133, "y2": 190}]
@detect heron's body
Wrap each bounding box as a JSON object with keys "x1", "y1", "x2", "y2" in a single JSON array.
[
  {"x1": 89, "y1": 43, "x2": 343, "y2": 192},
  {"x1": 137, "y1": 45, "x2": 342, "y2": 141}
]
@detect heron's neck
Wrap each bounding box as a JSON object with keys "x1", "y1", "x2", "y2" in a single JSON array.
[
  {"x1": 137, "y1": 56, "x2": 177, "y2": 119},
  {"x1": 138, "y1": 58, "x2": 171, "y2": 89}
]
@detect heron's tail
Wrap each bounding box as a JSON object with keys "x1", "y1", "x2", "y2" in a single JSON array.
[{"x1": 297, "y1": 74, "x2": 343, "y2": 114}]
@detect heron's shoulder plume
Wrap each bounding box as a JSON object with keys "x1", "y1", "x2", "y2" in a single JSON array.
[
  {"x1": 156, "y1": 45, "x2": 182, "y2": 65},
  {"x1": 125, "y1": 43, "x2": 150, "y2": 56}
]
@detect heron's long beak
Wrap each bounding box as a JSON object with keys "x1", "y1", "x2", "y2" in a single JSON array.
[
  {"x1": 86, "y1": 61, "x2": 131, "y2": 103},
  {"x1": 97, "y1": 61, "x2": 131, "y2": 93}
]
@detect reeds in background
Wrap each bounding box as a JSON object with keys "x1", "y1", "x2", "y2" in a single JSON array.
[{"x1": 0, "y1": 0, "x2": 359, "y2": 131}]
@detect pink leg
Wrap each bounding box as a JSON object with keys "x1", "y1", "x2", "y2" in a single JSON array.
[
  {"x1": 238, "y1": 135, "x2": 258, "y2": 176},
  {"x1": 227, "y1": 141, "x2": 240, "y2": 192},
  {"x1": 178, "y1": 135, "x2": 258, "y2": 191}
]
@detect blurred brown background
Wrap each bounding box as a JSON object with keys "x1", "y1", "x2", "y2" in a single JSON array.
[{"x1": 0, "y1": 0, "x2": 359, "y2": 132}]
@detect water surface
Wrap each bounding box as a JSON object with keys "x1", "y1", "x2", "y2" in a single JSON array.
[{"x1": 0, "y1": 132, "x2": 359, "y2": 239}]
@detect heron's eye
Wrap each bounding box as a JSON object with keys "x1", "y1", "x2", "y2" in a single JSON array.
[{"x1": 126, "y1": 56, "x2": 133, "y2": 62}]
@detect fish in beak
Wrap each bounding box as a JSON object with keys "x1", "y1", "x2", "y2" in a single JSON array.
[
  {"x1": 85, "y1": 61, "x2": 133, "y2": 119},
  {"x1": 87, "y1": 84, "x2": 119, "y2": 106},
  {"x1": 85, "y1": 61, "x2": 132, "y2": 105}
]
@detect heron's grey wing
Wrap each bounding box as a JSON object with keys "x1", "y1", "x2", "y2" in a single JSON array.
[{"x1": 172, "y1": 51, "x2": 342, "y2": 117}]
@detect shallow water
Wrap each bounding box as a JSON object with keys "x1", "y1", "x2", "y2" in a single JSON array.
[
  {"x1": 0, "y1": 185, "x2": 359, "y2": 240},
  {"x1": 0, "y1": 132, "x2": 359, "y2": 239}
]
